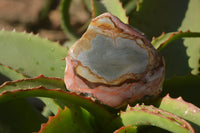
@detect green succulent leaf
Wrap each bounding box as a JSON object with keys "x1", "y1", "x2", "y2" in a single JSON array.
[
  {"x1": 0, "y1": 75, "x2": 66, "y2": 92},
  {"x1": 119, "y1": 104, "x2": 195, "y2": 133},
  {"x1": 0, "y1": 30, "x2": 68, "y2": 78},
  {"x1": 163, "y1": 74, "x2": 200, "y2": 107},
  {"x1": 83, "y1": 0, "x2": 92, "y2": 13},
  {"x1": 131, "y1": 0, "x2": 189, "y2": 38},
  {"x1": 38, "y1": 106, "x2": 94, "y2": 133},
  {"x1": 151, "y1": 31, "x2": 200, "y2": 51},
  {"x1": 132, "y1": 0, "x2": 200, "y2": 77},
  {"x1": 0, "y1": 98, "x2": 47, "y2": 133},
  {"x1": 151, "y1": 31, "x2": 200, "y2": 78},
  {"x1": 129, "y1": 0, "x2": 195, "y2": 78},
  {"x1": 41, "y1": 97, "x2": 61, "y2": 116},
  {"x1": 178, "y1": 0, "x2": 200, "y2": 75},
  {"x1": 0, "y1": 75, "x2": 66, "y2": 115},
  {"x1": 60, "y1": 0, "x2": 79, "y2": 40},
  {"x1": 0, "y1": 64, "x2": 26, "y2": 81},
  {"x1": 158, "y1": 94, "x2": 200, "y2": 127},
  {"x1": 91, "y1": 0, "x2": 106, "y2": 17},
  {"x1": 124, "y1": 0, "x2": 139, "y2": 15},
  {"x1": 114, "y1": 126, "x2": 137, "y2": 133},
  {"x1": 0, "y1": 86, "x2": 114, "y2": 130},
  {"x1": 91, "y1": 0, "x2": 128, "y2": 23}
]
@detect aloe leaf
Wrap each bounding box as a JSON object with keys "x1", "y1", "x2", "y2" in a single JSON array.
[
  {"x1": 158, "y1": 94, "x2": 200, "y2": 127},
  {"x1": 114, "y1": 126, "x2": 137, "y2": 133},
  {"x1": 0, "y1": 30, "x2": 68, "y2": 78},
  {"x1": 163, "y1": 74, "x2": 200, "y2": 107},
  {"x1": 0, "y1": 64, "x2": 26, "y2": 81},
  {"x1": 119, "y1": 104, "x2": 195, "y2": 133},
  {"x1": 151, "y1": 31, "x2": 200, "y2": 51},
  {"x1": 0, "y1": 98, "x2": 47, "y2": 133},
  {"x1": 91, "y1": 0, "x2": 128, "y2": 23},
  {"x1": 133, "y1": 0, "x2": 200, "y2": 76},
  {"x1": 124, "y1": 0, "x2": 139, "y2": 15},
  {"x1": 178, "y1": 0, "x2": 200, "y2": 75},
  {"x1": 91, "y1": 0, "x2": 107, "y2": 17},
  {"x1": 38, "y1": 106, "x2": 94, "y2": 133},
  {"x1": 60, "y1": 0, "x2": 79, "y2": 40},
  {"x1": 0, "y1": 75, "x2": 66, "y2": 115},
  {"x1": 151, "y1": 31, "x2": 200, "y2": 78},
  {"x1": 0, "y1": 75, "x2": 66, "y2": 92},
  {"x1": 131, "y1": 0, "x2": 189, "y2": 38},
  {"x1": 129, "y1": 0, "x2": 194, "y2": 78},
  {"x1": 83, "y1": 0, "x2": 92, "y2": 12},
  {"x1": 41, "y1": 98, "x2": 61, "y2": 116},
  {"x1": 0, "y1": 86, "x2": 114, "y2": 129}
]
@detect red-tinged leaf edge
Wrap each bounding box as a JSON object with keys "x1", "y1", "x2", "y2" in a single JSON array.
[
  {"x1": 38, "y1": 107, "x2": 68, "y2": 133},
  {"x1": 151, "y1": 30, "x2": 200, "y2": 51},
  {"x1": 135, "y1": 0, "x2": 143, "y2": 12},
  {"x1": 114, "y1": 126, "x2": 137, "y2": 133},
  {"x1": 0, "y1": 75, "x2": 67, "y2": 115},
  {"x1": 37, "y1": 106, "x2": 94, "y2": 133},
  {"x1": 0, "y1": 86, "x2": 114, "y2": 128},
  {"x1": 0, "y1": 63, "x2": 27, "y2": 81},
  {"x1": 158, "y1": 94, "x2": 200, "y2": 127},
  {"x1": 118, "y1": 104, "x2": 195, "y2": 133},
  {"x1": 162, "y1": 74, "x2": 200, "y2": 106},
  {"x1": 0, "y1": 30, "x2": 68, "y2": 78},
  {"x1": 0, "y1": 74, "x2": 66, "y2": 92}
]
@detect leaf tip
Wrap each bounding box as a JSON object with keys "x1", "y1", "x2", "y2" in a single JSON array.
[
  {"x1": 152, "y1": 36, "x2": 156, "y2": 41},
  {"x1": 37, "y1": 106, "x2": 68, "y2": 133},
  {"x1": 177, "y1": 96, "x2": 184, "y2": 101},
  {"x1": 186, "y1": 29, "x2": 191, "y2": 32}
]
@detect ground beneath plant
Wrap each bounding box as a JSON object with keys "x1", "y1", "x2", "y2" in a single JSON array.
[{"x1": 0, "y1": 0, "x2": 90, "y2": 44}]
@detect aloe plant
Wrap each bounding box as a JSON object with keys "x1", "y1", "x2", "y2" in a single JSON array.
[{"x1": 0, "y1": 0, "x2": 200, "y2": 133}]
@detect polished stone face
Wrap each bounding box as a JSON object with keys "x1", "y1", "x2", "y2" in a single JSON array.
[{"x1": 77, "y1": 34, "x2": 149, "y2": 82}]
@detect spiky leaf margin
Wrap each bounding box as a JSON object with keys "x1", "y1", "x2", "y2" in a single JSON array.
[
  {"x1": 151, "y1": 31, "x2": 200, "y2": 78},
  {"x1": 0, "y1": 64, "x2": 26, "y2": 81},
  {"x1": 0, "y1": 30, "x2": 68, "y2": 78},
  {"x1": 0, "y1": 75, "x2": 66, "y2": 115},
  {"x1": 163, "y1": 74, "x2": 200, "y2": 107},
  {"x1": 117, "y1": 104, "x2": 195, "y2": 133},
  {"x1": 178, "y1": 0, "x2": 200, "y2": 75},
  {"x1": 0, "y1": 86, "x2": 114, "y2": 129},
  {"x1": 38, "y1": 106, "x2": 94, "y2": 133},
  {"x1": 159, "y1": 94, "x2": 200, "y2": 126},
  {"x1": 151, "y1": 31, "x2": 200, "y2": 51},
  {"x1": 114, "y1": 126, "x2": 137, "y2": 133}
]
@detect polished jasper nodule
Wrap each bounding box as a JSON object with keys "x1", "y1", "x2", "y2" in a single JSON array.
[{"x1": 64, "y1": 13, "x2": 165, "y2": 108}]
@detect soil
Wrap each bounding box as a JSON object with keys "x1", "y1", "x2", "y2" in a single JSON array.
[{"x1": 0, "y1": 0, "x2": 90, "y2": 44}]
